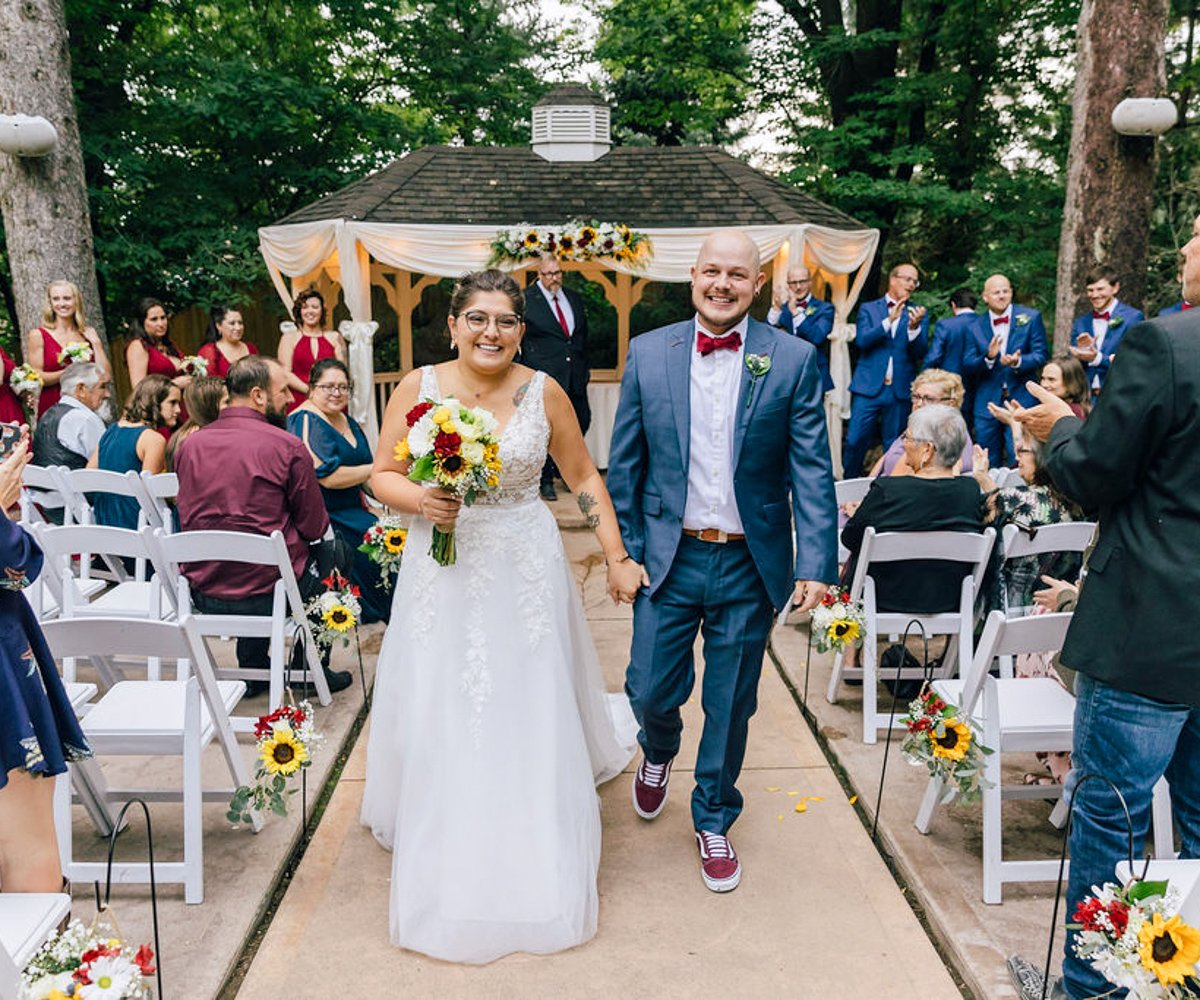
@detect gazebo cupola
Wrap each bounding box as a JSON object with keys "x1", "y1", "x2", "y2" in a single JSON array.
[{"x1": 531, "y1": 85, "x2": 611, "y2": 163}]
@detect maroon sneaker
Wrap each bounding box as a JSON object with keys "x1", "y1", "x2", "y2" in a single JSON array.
[
  {"x1": 632, "y1": 756, "x2": 673, "y2": 819},
  {"x1": 695, "y1": 830, "x2": 741, "y2": 892}
]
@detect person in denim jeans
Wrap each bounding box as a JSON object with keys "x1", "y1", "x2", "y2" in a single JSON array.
[{"x1": 1012, "y1": 214, "x2": 1200, "y2": 999}]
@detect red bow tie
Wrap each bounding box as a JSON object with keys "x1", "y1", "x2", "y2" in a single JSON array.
[
  {"x1": 1092, "y1": 310, "x2": 1111, "y2": 320},
  {"x1": 1185, "y1": 302, "x2": 1195, "y2": 311},
  {"x1": 697, "y1": 330, "x2": 742, "y2": 356},
  {"x1": 796, "y1": 298, "x2": 808, "y2": 311},
  {"x1": 992, "y1": 315, "x2": 1009, "y2": 326}
]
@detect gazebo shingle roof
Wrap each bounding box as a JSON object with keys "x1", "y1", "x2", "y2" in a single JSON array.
[{"x1": 275, "y1": 146, "x2": 864, "y2": 231}]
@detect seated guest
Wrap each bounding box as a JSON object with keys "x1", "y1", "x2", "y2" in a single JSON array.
[
  {"x1": 767, "y1": 264, "x2": 835, "y2": 393},
  {"x1": 1039, "y1": 354, "x2": 1091, "y2": 420},
  {"x1": 174, "y1": 356, "x2": 352, "y2": 694},
  {"x1": 869, "y1": 369, "x2": 973, "y2": 478},
  {"x1": 1069, "y1": 265, "x2": 1144, "y2": 396},
  {"x1": 165, "y1": 375, "x2": 227, "y2": 472},
  {"x1": 973, "y1": 432, "x2": 1085, "y2": 613},
  {"x1": 288, "y1": 359, "x2": 391, "y2": 624},
  {"x1": 88, "y1": 374, "x2": 179, "y2": 529},
  {"x1": 842, "y1": 404, "x2": 983, "y2": 614},
  {"x1": 31, "y1": 362, "x2": 109, "y2": 470}
]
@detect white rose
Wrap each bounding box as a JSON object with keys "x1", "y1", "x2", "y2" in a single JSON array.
[
  {"x1": 460, "y1": 441, "x2": 485, "y2": 466},
  {"x1": 457, "y1": 419, "x2": 481, "y2": 443},
  {"x1": 408, "y1": 414, "x2": 437, "y2": 457},
  {"x1": 472, "y1": 407, "x2": 499, "y2": 436}
]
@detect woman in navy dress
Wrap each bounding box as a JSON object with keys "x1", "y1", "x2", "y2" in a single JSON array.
[
  {"x1": 288, "y1": 359, "x2": 391, "y2": 623},
  {"x1": 0, "y1": 433, "x2": 92, "y2": 891}
]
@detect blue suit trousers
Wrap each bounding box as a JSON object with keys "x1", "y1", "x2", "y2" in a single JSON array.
[
  {"x1": 843, "y1": 391, "x2": 910, "y2": 479},
  {"x1": 626, "y1": 536, "x2": 775, "y2": 834}
]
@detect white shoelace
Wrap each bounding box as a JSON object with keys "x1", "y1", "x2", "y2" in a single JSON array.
[
  {"x1": 640, "y1": 759, "x2": 670, "y2": 788},
  {"x1": 697, "y1": 831, "x2": 734, "y2": 859}
]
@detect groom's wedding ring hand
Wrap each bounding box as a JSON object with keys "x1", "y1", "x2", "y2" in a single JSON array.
[
  {"x1": 418, "y1": 488, "x2": 462, "y2": 529},
  {"x1": 606, "y1": 559, "x2": 647, "y2": 605},
  {"x1": 790, "y1": 580, "x2": 829, "y2": 615}
]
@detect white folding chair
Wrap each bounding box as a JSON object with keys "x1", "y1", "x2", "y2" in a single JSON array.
[
  {"x1": 1115, "y1": 859, "x2": 1200, "y2": 929},
  {"x1": 46, "y1": 616, "x2": 259, "y2": 905},
  {"x1": 835, "y1": 476, "x2": 874, "y2": 564},
  {"x1": 19, "y1": 464, "x2": 75, "y2": 527},
  {"x1": 134, "y1": 471, "x2": 178, "y2": 532},
  {"x1": 0, "y1": 894, "x2": 72, "y2": 998},
  {"x1": 999, "y1": 520, "x2": 1095, "y2": 613},
  {"x1": 145, "y1": 528, "x2": 332, "y2": 727},
  {"x1": 826, "y1": 527, "x2": 996, "y2": 744}
]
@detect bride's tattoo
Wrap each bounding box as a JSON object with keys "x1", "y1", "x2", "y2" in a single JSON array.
[
  {"x1": 513, "y1": 382, "x2": 530, "y2": 406},
  {"x1": 577, "y1": 492, "x2": 600, "y2": 529}
]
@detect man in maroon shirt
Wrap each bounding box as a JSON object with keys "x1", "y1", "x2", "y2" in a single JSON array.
[{"x1": 174, "y1": 356, "x2": 352, "y2": 693}]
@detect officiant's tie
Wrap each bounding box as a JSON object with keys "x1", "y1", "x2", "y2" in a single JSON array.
[{"x1": 553, "y1": 295, "x2": 571, "y2": 338}]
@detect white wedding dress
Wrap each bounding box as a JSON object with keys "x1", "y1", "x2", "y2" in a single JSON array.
[{"x1": 361, "y1": 366, "x2": 637, "y2": 964}]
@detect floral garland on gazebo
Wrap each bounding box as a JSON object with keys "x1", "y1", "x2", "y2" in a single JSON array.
[{"x1": 489, "y1": 220, "x2": 651, "y2": 266}]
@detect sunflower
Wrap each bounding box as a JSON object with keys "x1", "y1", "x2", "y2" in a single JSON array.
[
  {"x1": 260, "y1": 727, "x2": 308, "y2": 776},
  {"x1": 322, "y1": 604, "x2": 356, "y2": 633},
  {"x1": 929, "y1": 718, "x2": 972, "y2": 761},
  {"x1": 1138, "y1": 913, "x2": 1200, "y2": 986},
  {"x1": 394, "y1": 438, "x2": 411, "y2": 462},
  {"x1": 523, "y1": 230, "x2": 540, "y2": 247},
  {"x1": 383, "y1": 528, "x2": 407, "y2": 554},
  {"x1": 827, "y1": 619, "x2": 860, "y2": 646}
]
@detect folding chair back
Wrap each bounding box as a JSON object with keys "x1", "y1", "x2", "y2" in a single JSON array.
[
  {"x1": 58, "y1": 468, "x2": 147, "y2": 529},
  {"x1": 135, "y1": 471, "x2": 178, "y2": 532},
  {"x1": 958, "y1": 609, "x2": 1072, "y2": 718},
  {"x1": 1000, "y1": 520, "x2": 1096, "y2": 561},
  {"x1": 0, "y1": 893, "x2": 72, "y2": 993},
  {"x1": 835, "y1": 476, "x2": 873, "y2": 507},
  {"x1": 19, "y1": 464, "x2": 73, "y2": 526}
]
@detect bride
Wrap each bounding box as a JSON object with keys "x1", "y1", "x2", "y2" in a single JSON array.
[{"x1": 360, "y1": 269, "x2": 645, "y2": 964}]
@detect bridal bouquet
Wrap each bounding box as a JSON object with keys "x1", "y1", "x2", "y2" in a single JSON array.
[
  {"x1": 10, "y1": 363, "x2": 42, "y2": 395},
  {"x1": 396, "y1": 398, "x2": 502, "y2": 566},
  {"x1": 359, "y1": 514, "x2": 407, "y2": 589},
  {"x1": 809, "y1": 588, "x2": 865, "y2": 653},
  {"x1": 180, "y1": 354, "x2": 208, "y2": 377},
  {"x1": 1071, "y1": 878, "x2": 1200, "y2": 997},
  {"x1": 900, "y1": 687, "x2": 993, "y2": 803},
  {"x1": 56, "y1": 342, "x2": 93, "y2": 366},
  {"x1": 20, "y1": 918, "x2": 155, "y2": 1000},
  {"x1": 228, "y1": 701, "x2": 322, "y2": 822}
]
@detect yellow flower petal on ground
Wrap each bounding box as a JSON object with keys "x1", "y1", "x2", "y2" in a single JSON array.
[
  {"x1": 260, "y1": 727, "x2": 307, "y2": 776},
  {"x1": 930, "y1": 719, "x2": 972, "y2": 762},
  {"x1": 849, "y1": 795, "x2": 858, "y2": 804},
  {"x1": 765, "y1": 786, "x2": 781, "y2": 792},
  {"x1": 777, "y1": 815, "x2": 783, "y2": 821},
  {"x1": 1138, "y1": 912, "x2": 1200, "y2": 986},
  {"x1": 787, "y1": 791, "x2": 799, "y2": 796},
  {"x1": 807, "y1": 796, "x2": 825, "y2": 802},
  {"x1": 794, "y1": 802, "x2": 808, "y2": 813}
]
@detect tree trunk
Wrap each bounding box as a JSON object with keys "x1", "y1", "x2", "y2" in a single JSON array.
[
  {"x1": 1054, "y1": 0, "x2": 1169, "y2": 348},
  {"x1": 0, "y1": 0, "x2": 106, "y2": 349}
]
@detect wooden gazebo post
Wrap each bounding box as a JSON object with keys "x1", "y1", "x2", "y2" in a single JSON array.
[{"x1": 371, "y1": 264, "x2": 439, "y2": 373}]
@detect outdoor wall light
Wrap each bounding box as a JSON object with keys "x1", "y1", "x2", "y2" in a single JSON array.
[
  {"x1": 0, "y1": 114, "x2": 59, "y2": 156},
  {"x1": 1111, "y1": 98, "x2": 1178, "y2": 136}
]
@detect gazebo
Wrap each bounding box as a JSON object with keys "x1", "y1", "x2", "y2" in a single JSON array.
[{"x1": 259, "y1": 85, "x2": 878, "y2": 471}]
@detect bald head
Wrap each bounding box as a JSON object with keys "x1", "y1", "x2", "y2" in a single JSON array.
[
  {"x1": 691, "y1": 229, "x2": 766, "y2": 335},
  {"x1": 695, "y1": 229, "x2": 761, "y2": 274},
  {"x1": 982, "y1": 273, "x2": 1013, "y2": 315}
]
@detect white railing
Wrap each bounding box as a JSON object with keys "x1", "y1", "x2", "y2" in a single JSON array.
[{"x1": 374, "y1": 371, "x2": 404, "y2": 424}]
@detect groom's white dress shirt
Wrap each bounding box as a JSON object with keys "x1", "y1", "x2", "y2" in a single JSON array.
[{"x1": 683, "y1": 314, "x2": 748, "y2": 535}]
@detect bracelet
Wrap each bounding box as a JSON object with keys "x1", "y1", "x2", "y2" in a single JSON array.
[{"x1": 605, "y1": 553, "x2": 632, "y2": 567}]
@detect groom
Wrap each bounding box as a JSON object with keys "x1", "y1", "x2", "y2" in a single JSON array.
[{"x1": 608, "y1": 230, "x2": 838, "y2": 892}]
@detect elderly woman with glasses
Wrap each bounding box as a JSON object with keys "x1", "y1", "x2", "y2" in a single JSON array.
[
  {"x1": 868, "y1": 368, "x2": 975, "y2": 478},
  {"x1": 288, "y1": 358, "x2": 390, "y2": 623},
  {"x1": 842, "y1": 404, "x2": 984, "y2": 615}
]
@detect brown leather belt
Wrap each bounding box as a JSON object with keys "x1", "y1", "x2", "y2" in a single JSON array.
[{"x1": 682, "y1": 528, "x2": 746, "y2": 544}]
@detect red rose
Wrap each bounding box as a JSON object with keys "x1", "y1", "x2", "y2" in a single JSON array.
[
  {"x1": 434, "y1": 431, "x2": 461, "y2": 457},
  {"x1": 135, "y1": 944, "x2": 156, "y2": 975},
  {"x1": 405, "y1": 401, "x2": 435, "y2": 427},
  {"x1": 1106, "y1": 901, "x2": 1129, "y2": 936}
]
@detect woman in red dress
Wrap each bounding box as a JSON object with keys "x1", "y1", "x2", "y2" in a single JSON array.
[
  {"x1": 126, "y1": 298, "x2": 191, "y2": 392},
  {"x1": 277, "y1": 289, "x2": 345, "y2": 411},
  {"x1": 0, "y1": 348, "x2": 30, "y2": 425},
  {"x1": 25, "y1": 280, "x2": 111, "y2": 416},
  {"x1": 196, "y1": 305, "x2": 257, "y2": 379}
]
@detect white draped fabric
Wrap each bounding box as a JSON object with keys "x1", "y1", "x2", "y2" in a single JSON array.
[{"x1": 339, "y1": 320, "x2": 380, "y2": 442}]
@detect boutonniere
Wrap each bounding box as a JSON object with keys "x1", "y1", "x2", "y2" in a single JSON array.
[
  {"x1": 804, "y1": 304, "x2": 817, "y2": 317},
  {"x1": 1108, "y1": 316, "x2": 1124, "y2": 330},
  {"x1": 1015, "y1": 314, "x2": 1031, "y2": 327},
  {"x1": 745, "y1": 353, "x2": 771, "y2": 409}
]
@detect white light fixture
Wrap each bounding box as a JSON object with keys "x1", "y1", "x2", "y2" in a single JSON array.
[
  {"x1": 1111, "y1": 98, "x2": 1178, "y2": 136},
  {"x1": 0, "y1": 114, "x2": 59, "y2": 156}
]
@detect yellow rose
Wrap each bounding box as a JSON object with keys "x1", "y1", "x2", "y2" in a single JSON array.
[
  {"x1": 441, "y1": 420, "x2": 457, "y2": 434},
  {"x1": 432, "y1": 407, "x2": 451, "y2": 425}
]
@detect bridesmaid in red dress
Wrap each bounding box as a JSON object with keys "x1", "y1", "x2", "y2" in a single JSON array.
[
  {"x1": 197, "y1": 305, "x2": 257, "y2": 379},
  {"x1": 277, "y1": 289, "x2": 346, "y2": 412},
  {"x1": 25, "y1": 280, "x2": 111, "y2": 416},
  {"x1": 0, "y1": 348, "x2": 30, "y2": 425},
  {"x1": 126, "y1": 298, "x2": 193, "y2": 438}
]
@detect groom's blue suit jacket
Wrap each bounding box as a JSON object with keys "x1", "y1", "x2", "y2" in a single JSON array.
[{"x1": 607, "y1": 318, "x2": 838, "y2": 611}]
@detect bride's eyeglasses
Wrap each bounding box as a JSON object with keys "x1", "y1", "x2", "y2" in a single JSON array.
[{"x1": 461, "y1": 311, "x2": 521, "y2": 335}]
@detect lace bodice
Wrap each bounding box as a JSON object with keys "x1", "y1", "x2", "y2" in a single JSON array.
[{"x1": 418, "y1": 366, "x2": 549, "y2": 505}]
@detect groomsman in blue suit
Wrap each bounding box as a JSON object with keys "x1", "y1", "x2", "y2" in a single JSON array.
[
  {"x1": 966, "y1": 273, "x2": 1047, "y2": 465},
  {"x1": 767, "y1": 263, "x2": 835, "y2": 393},
  {"x1": 842, "y1": 263, "x2": 929, "y2": 477},
  {"x1": 1069, "y1": 266, "x2": 1144, "y2": 396},
  {"x1": 608, "y1": 230, "x2": 837, "y2": 893},
  {"x1": 926, "y1": 287, "x2": 979, "y2": 423}
]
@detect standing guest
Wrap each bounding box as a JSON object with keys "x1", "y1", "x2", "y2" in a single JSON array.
[
  {"x1": 868, "y1": 369, "x2": 973, "y2": 478},
  {"x1": 1009, "y1": 212, "x2": 1200, "y2": 1000},
  {"x1": 1069, "y1": 266, "x2": 1144, "y2": 396},
  {"x1": 926, "y1": 287, "x2": 979, "y2": 422},
  {"x1": 609, "y1": 230, "x2": 837, "y2": 892},
  {"x1": 965, "y1": 273, "x2": 1047, "y2": 467},
  {"x1": 843, "y1": 263, "x2": 929, "y2": 478},
  {"x1": 521, "y1": 255, "x2": 590, "y2": 500},
  {"x1": 0, "y1": 432, "x2": 92, "y2": 892},
  {"x1": 288, "y1": 359, "x2": 390, "y2": 624},
  {"x1": 278, "y1": 288, "x2": 346, "y2": 412},
  {"x1": 25, "y1": 280, "x2": 110, "y2": 417},
  {"x1": 768, "y1": 264, "x2": 835, "y2": 393},
  {"x1": 31, "y1": 363, "x2": 109, "y2": 470},
  {"x1": 174, "y1": 356, "x2": 351, "y2": 695},
  {"x1": 1039, "y1": 354, "x2": 1091, "y2": 419},
  {"x1": 197, "y1": 305, "x2": 257, "y2": 380},
  {"x1": 0, "y1": 346, "x2": 30, "y2": 425},
  {"x1": 88, "y1": 375, "x2": 179, "y2": 530},
  {"x1": 125, "y1": 298, "x2": 189, "y2": 394},
  {"x1": 165, "y1": 376, "x2": 227, "y2": 472}
]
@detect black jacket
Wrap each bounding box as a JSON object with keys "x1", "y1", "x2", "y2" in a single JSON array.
[
  {"x1": 1045, "y1": 312, "x2": 1200, "y2": 708},
  {"x1": 522, "y1": 281, "x2": 590, "y2": 422}
]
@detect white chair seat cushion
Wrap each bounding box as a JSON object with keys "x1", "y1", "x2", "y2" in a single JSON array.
[
  {"x1": 0, "y1": 893, "x2": 71, "y2": 968},
  {"x1": 80, "y1": 581, "x2": 168, "y2": 617},
  {"x1": 932, "y1": 677, "x2": 1075, "y2": 735},
  {"x1": 81, "y1": 680, "x2": 245, "y2": 746}
]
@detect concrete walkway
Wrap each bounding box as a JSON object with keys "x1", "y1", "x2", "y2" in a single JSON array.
[{"x1": 237, "y1": 528, "x2": 963, "y2": 999}]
